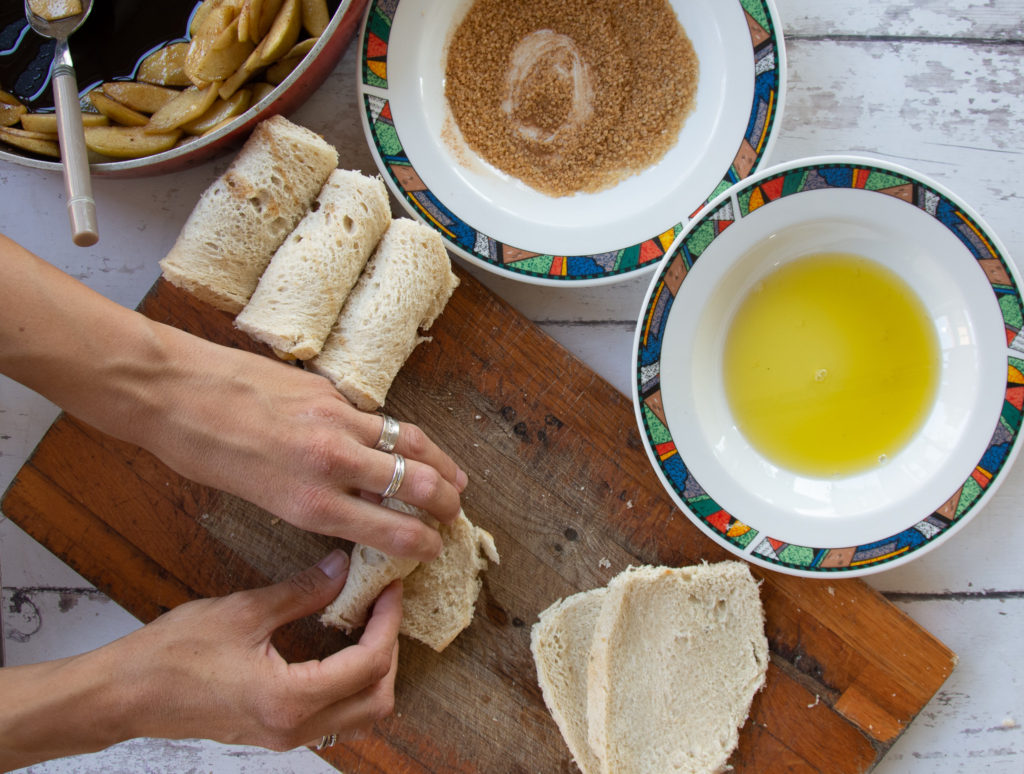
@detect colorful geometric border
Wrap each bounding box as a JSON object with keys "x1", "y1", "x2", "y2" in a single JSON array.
[
  {"x1": 635, "y1": 161, "x2": 1024, "y2": 573},
  {"x1": 358, "y1": 0, "x2": 783, "y2": 282}
]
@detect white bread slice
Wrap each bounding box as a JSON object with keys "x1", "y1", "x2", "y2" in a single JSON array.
[
  {"x1": 400, "y1": 511, "x2": 499, "y2": 652},
  {"x1": 306, "y1": 218, "x2": 459, "y2": 410},
  {"x1": 159, "y1": 115, "x2": 338, "y2": 313},
  {"x1": 586, "y1": 562, "x2": 768, "y2": 774},
  {"x1": 530, "y1": 588, "x2": 607, "y2": 774},
  {"x1": 234, "y1": 169, "x2": 392, "y2": 359},
  {"x1": 320, "y1": 505, "x2": 498, "y2": 652}
]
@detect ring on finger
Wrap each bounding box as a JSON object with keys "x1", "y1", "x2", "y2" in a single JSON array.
[
  {"x1": 381, "y1": 453, "x2": 406, "y2": 499},
  {"x1": 316, "y1": 733, "x2": 337, "y2": 749},
  {"x1": 374, "y1": 413, "x2": 400, "y2": 453}
]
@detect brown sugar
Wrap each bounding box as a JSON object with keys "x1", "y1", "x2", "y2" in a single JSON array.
[{"x1": 444, "y1": 0, "x2": 699, "y2": 197}]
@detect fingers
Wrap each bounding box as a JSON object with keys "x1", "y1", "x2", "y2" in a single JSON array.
[
  {"x1": 365, "y1": 413, "x2": 468, "y2": 493},
  {"x1": 315, "y1": 496, "x2": 444, "y2": 561},
  {"x1": 305, "y1": 641, "x2": 399, "y2": 748},
  {"x1": 365, "y1": 450, "x2": 461, "y2": 525},
  {"x1": 245, "y1": 550, "x2": 351, "y2": 635},
  {"x1": 302, "y1": 581, "x2": 403, "y2": 706}
]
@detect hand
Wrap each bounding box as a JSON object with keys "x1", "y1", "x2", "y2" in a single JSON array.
[
  {"x1": 0, "y1": 551, "x2": 401, "y2": 769},
  {"x1": 138, "y1": 329, "x2": 467, "y2": 561},
  {"x1": 109, "y1": 550, "x2": 401, "y2": 750},
  {"x1": 0, "y1": 236, "x2": 466, "y2": 562}
]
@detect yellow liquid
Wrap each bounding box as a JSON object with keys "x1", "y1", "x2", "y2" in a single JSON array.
[{"x1": 723, "y1": 252, "x2": 940, "y2": 477}]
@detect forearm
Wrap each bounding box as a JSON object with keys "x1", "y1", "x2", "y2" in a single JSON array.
[
  {"x1": 0, "y1": 649, "x2": 137, "y2": 771},
  {"x1": 0, "y1": 234, "x2": 176, "y2": 445}
]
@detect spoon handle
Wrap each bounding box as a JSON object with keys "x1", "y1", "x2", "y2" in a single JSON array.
[{"x1": 52, "y1": 38, "x2": 98, "y2": 247}]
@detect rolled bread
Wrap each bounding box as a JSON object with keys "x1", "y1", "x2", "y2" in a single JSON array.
[
  {"x1": 531, "y1": 562, "x2": 768, "y2": 774},
  {"x1": 159, "y1": 115, "x2": 338, "y2": 313},
  {"x1": 306, "y1": 217, "x2": 459, "y2": 411},
  {"x1": 234, "y1": 169, "x2": 392, "y2": 359},
  {"x1": 320, "y1": 499, "x2": 426, "y2": 633},
  {"x1": 320, "y1": 504, "x2": 499, "y2": 652}
]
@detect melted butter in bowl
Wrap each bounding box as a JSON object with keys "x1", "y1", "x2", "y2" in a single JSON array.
[{"x1": 723, "y1": 252, "x2": 940, "y2": 478}]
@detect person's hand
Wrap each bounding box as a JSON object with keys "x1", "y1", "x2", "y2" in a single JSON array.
[
  {"x1": 0, "y1": 551, "x2": 401, "y2": 769},
  {"x1": 0, "y1": 236, "x2": 466, "y2": 562},
  {"x1": 131, "y1": 325, "x2": 468, "y2": 561},
  {"x1": 109, "y1": 550, "x2": 400, "y2": 749}
]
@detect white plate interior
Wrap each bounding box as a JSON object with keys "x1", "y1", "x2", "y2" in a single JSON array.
[
  {"x1": 386, "y1": 0, "x2": 753, "y2": 256},
  {"x1": 659, "y1": 187, "x2": 1007, "y2": 547}
]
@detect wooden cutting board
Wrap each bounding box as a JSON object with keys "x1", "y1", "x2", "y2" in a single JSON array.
[{"x1": 2, "y1": 268, "x2": 954, "y2": 773}]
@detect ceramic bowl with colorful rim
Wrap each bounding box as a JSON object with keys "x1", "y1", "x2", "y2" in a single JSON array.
[
  {"x1": 357, "y1": 0, "x2": 786, "y2": 286},
  {"x1": 633, "y1": 155, "x2": 1024, "y2": 577}
]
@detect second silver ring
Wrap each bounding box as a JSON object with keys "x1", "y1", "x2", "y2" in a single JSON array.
[{"x1": 381, "y1": 453, "x2": 406, "y2": 499}]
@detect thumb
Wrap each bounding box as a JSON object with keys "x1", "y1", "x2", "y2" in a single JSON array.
[{"x1": 256, "y1": 549, "x2": 351, "y2": 633}]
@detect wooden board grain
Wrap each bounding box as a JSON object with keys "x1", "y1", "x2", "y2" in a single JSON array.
[{"x1": 1, "y1": 268, "x2": 955, "y2": 772}]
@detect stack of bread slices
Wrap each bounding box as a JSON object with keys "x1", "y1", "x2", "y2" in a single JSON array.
[
  {"x1": 531, "y1": 561, "x2": 769, "y2": 774},
  {"x1": 160, "y1": 115, "x2": 496, "y2": 650},
  {"x1": 159, "y1": 113, "x2": 459, "y2": 411}
]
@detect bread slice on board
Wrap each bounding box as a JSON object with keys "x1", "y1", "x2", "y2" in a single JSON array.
[
  {"x1": 321, "y1": 505, "x2": 499, "y2": 652},
  {"x1": 586, "y1": 562, "x2": 769, "y2": 774},
  {"x1": 234, "y1": 169, "x2": 391, "y2": 359},
  {"x1": 159, "y1": 115, "x2": 338, "y2": 313},
  {"x1": 530, "y1": 588, "x2": 607, "y2": 774},
  {"x1": 400, "y1": 511, "x2": 499, "y2": 652},
  {"x1": 306, "y1": 218, "x2": 459, "y2": 411}
]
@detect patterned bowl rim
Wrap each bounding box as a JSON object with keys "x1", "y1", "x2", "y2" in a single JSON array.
[
  {"x1": 356, "y1": 0, "x2": 787, "y2": 286},
  {"x1": 632, "y1": 154, "x2": 1024, "y2": 577}
]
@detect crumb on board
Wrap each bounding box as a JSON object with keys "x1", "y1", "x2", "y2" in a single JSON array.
[{"x1": 598, "y1": 557, "x2": 611, "y2": 569}]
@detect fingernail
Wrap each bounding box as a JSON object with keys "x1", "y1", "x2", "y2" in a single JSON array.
[
  {"x1": 317, "y1": 549, "x2": 350, "y2": 580},
  {"x1": 455, "y1": 467, "x2": 469, "y2": 491}
]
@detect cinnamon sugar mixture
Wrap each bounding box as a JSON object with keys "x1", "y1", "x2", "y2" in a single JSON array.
[{"x1": 444, "y1": 0, "x2": 699, "y2": 197}]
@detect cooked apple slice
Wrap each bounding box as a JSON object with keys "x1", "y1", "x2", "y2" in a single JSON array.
[
  {"x1": 137, "y1": 43, "x2": 192, "y2": 87},
  {"x1": 146, "y1": 83, "x2": 221, "y2": 133},
  {"x1": 89, "y1": 90, "x2": 150, "y2": 126},
  {"x1": 0, "y1": 90, "x2": 26, "y2": 128},
  {"x1": 84, "y1": 125, "x2": 181, "y2": 158},
  {"x1": 265, "y1": 37, "x2": 316, "y2": 83},
  {"x1": 100, "y1": 81, "x2": 179, "y2": 114},
  {"x1": 300, "y1": 0, "x2": 329, "y2": 36},
  {"x1": 0, "y1": 126, "x2": 60, "y2": 157},
  {"x1": 181, "y1": 88, "x2": 251, "y2": 135},
  {"x1": 21, "y1": 112, "x2": 108, "y2": 133}
]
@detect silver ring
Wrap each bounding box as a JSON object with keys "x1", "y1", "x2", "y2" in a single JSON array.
[
  {"x1": 381, "y1": 453, "x2": 405, "y2": 499},
  {"x1": 374, "y1": 413, "x2": 400, "y2": 453},
  {"x1": 316, "y1": 733, "x2": 337, "y2": 750}
]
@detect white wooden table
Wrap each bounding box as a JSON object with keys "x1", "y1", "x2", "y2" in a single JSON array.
[{"x1": 2, "y1": 1, "x2": 1022, "y2": 771}]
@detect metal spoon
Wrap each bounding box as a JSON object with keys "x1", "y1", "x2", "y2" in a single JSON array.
[{"x1": 24, "y1": 0, "x2": 98, "y2": 247}]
